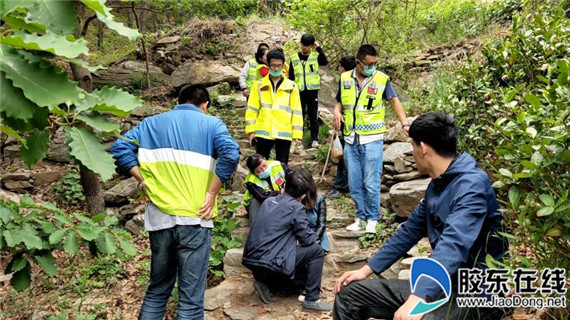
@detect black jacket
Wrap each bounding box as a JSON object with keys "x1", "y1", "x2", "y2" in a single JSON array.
[{"x1": 242, "y1": 194, "x2": 316, "y2": 277}]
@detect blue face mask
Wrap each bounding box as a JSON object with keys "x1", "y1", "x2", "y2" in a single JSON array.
[
  {"x1": 361, "y1": 65, "x2": 376, "y2": 77},
  {"x1": 269, "y1": 69, "x2": 283, "y2": 77},
  {"x1": 258, "y1": 167, "x2": 270, "y2": 179}
]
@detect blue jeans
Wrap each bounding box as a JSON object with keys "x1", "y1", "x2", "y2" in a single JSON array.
[
  {"x1": 139, "y1": 225, "x2": 212, "y2": 320},
  {"x1": 344, "y1": 139, "x2": 383, "y2": 221}
]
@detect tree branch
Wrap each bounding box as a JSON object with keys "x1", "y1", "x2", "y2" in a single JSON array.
[
  {"x1": 109, "y1": 5, "x2": 165, "y2": 13},
  {"x1": 81, "y1": 15, "x2": 97, "y2": 37}
]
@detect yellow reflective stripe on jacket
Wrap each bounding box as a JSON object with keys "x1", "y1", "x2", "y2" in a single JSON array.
[
  {"x1": 139, "y1": 147, "x2": 217, "y2": 218},
  {"x1": 243, "y1": 160, "x2": 286, "y2": 205},
  {"x1": 340, "y1": 71, "x2": 389, "y2": 136},
  {"x1": 290, "y1": 51, "x2": 321, "y2": 91},
  {"x1": 244, "y1": 76, "x2": 303, "y2": 141}
]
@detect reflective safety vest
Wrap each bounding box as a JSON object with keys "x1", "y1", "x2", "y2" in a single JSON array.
[
  {"x1": 243, "y1": 160, "x2": 286, "y2": 205},
  {"x1": 340, "y1": 70, "x2": 389, "y2": 136},
  {"x1": 246, "y1": 58, "x2": 260, "y2": 90},
  {"x1": 244, "y1": 75, "x2": 303, "y2": 141},
  {"x1": 290, "y1": 52, "x2": 320, "y2": 91}
]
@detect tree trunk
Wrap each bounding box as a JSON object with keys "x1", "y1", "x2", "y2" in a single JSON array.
[
  {"x1": 72, "y1": 2, "x2": 106, "y2": 216},
  {"x1": 132, "y1": 1, "x2": 151, "y2": 89},
  {"x1": 97, "y1": 20, "x2": 104, "y2": 48},
  {"x1": 139, "y1": 2, "x2": 148, "y2": 34}
]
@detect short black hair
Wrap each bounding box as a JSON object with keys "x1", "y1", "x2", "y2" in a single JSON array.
[
  {"x1": 257, "y1": 42, "x2": 269, "y2": 50},
  {"x1": 300, "y1": 34, "x2": 315, "y2": 46},
  {"x1": 267, "y1": 49, "x2": 285, "y2": 65},
  {"x1": 409, "y1": 111, "x2": 459, "y2": 157},
  {"x1": 285, "y1": 169, "x2": 315, "y2": 199},
  {"x1": 339, "y1": 56, "x2": 356, "y2": 71},
  {"x1": 246, "y1": 154, "x2": 265, "y2": 172},
  {"x1": 178, "y1": 84, "x2": 210, "y2": 106},
  {"x1": 356, "y1": 44, "x2": 378, "y2": 61},
  {"x1": 255, "y1": 46, "x2": 269, "y2": 64}
]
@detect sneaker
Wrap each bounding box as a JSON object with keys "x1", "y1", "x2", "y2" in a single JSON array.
[
  {"x1": 346, "y1": 218, "x2": 362, "y2": 231},
  {"x1": 254, "y1": 280, "x2": 277, "y2": 304},
  {"x1": 365, "y1": 220, "x2": 378, "y2": 234},
  {"x1": 303, "y1": 300, "x2": 333, "y2": 312},
  {"x1": 311, "y1": 140, "x2": 320, "y2": 148},
  {"x1": 325, "y1": 189, "x2": 345, "y2": 199},
  {"x1": 298, "y1": 294, "x2": 305, "y2": 303}
]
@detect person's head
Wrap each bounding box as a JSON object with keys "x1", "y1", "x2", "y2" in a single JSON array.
[
  {"x1": 285, "y1": 169, "x2": 315, "y2": 202},
  {"x1": 300, "y1": 34, "x2": 316, "y2": 54},
  {"x1": 409, "y1": 111, "x2": 459, "y2": 174},
  {"x1": 339, "y1": 56, "x2": 356, "y2": 73},
  {"x1": 257, "y1": 42, "x2": 270, "y2": 51},
  {"x1": 178, "y1": 84, "x2": 210, "y2": 113},
  {"x1": 255, "y1": 46, "x2": 269, "y2": 64},
  {"x1": 356, "y1": 44, "x2": 378, "y2": 77},
  {"x1": 246, "y1": 154, "x2": 269, "y2": 178},
  {"x1": 266, "y1": 49, "x2": 286, "y2": 78},
  {"x1": 301, "y1": 171, "x2": 317, "y2": 210}
]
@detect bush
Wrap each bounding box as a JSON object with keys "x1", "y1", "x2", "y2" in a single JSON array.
[
  {"x1": 54, "y1": 172, "x2": 85, "y2": 207},
  {"x1": 428, "y1": 0, "x2": 568, "y2": 287}
]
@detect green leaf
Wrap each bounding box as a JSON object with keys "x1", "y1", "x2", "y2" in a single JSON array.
[
  {"x1": 1, "y1": 16, "x2": 46, "y2": 33},
  {"x1": 0, "y1": 0, "x2": 28, "y2": 17},
  {"x1": 63, "y1": 232, "x2": 79, "y2": 254},
  {"x1": 25, "y1": 0, "x2": 77, "y2": 35},
  {"x1": 76, "y1": 112, "x2": 120, "y2": 133},
  {"x1": 524, "y1": 94, "x2": 541, "y2": 108},
  {"x1": 491, "y1": 180, "x2": 504, "y2": 188},
  {"x1": 117, "y1": 237, "x2": 137, "y2": 256},
  {"x1": 0, "y1": 125, "x2": 26, "y2": 146},
  {"x1": 3, "y1": 229, "x2": 23, "y2": 247},
  {"x1": 0, "y1": 31, "x2": 89, "y2": 59},
  {"x1": 536, "y1": 206, "x2": 554, "y2": 217},
  {"x1": 75, "y1": 224, "x2": 100, "y2": 241},
  {"x1": 485, "y1": 253, "x2": 497, "y2": 268},
  {"x1": 91, "y1": 213, "x2": 107, "y2": 223},
  {"x1": 525, "y1": 127, "x2": 537, "y2": 139},
  {"x1": 555, "y1": 203, "x2": 570, "y2": 213},
  {"x1": 8, "y1": 255, "x2": 27, "y2": 273},
  {"x1": 36, "y1": 220, "x2": 56, "y2": 234},
  {"x1": 20, "y1": 129, "x2": 50, "y2": 166},
  {"x1": 0, "y1": 202, "x2": 16, "y2": 224},
  {"x1": 545, "y1": 228, "x2": 561, "y2": 237},
  {"x1": 67, "y1": 58, "x2": 104, "y2": 72},
  {"x1": 513, "y1": 172, "x2": 531, "y2": 179},
  {"x1": 81, "y1": 0, "x2": 140, "y2": 41},
  {"x1": 53, "y1": 214, "x2": 72, "y2": 226},
  {"x1": 34, "y1": 252, "x2": 57, "y2": 276},
  {"x1": 0, "y1": 45, "x2": 81, "y2": 107},
  {"x1": 11, "y1": 261, "x2": 31, "y2": 292},
  {"x1": 0, "y1": 71, "x2": 38, "y2": 121},
  {"x1": 498, "y1": 168, "x2": 512, "y2": 178},
  {"x1": 78, "y1": 86, "x2": 144, "y2": 117},
  {"x1": 95, "y1": 232, "x2": 117, "y2": 254},
  {"x1": 557, "y1": 71, "x2": 568, "y2": 86},
  {"x1": 19, "y1": 225, "x2": 44, "y2": 249},
  {"x1": 508, "y1": 186, "x2": 520, "y2": 208},
  {"x1": 49, "y1": 229, "x2": 68, "y2": 245},
  {"x1": 530, "y1": 151, "x2": 543, "y2": 166},
  {"x1": 539, "y1": 194, "x2": 555, "y2": 207},
  {"x1": 66, "y1": 127, "x2": 116, "y2": 181},
  {"x1": 520, "y1": 160, "x2": 537, "y2": 169}
]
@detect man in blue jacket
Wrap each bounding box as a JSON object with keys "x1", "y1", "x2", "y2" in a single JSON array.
[
  {"x1": 333, "y1": 111, "x2": 509, "y2": 320},
  {"x1": 242, "y1": 169, "x2": 333, "y2": 312},
  {"x1": 111, "y1": 85, "x2": 239, "y2": 320}
]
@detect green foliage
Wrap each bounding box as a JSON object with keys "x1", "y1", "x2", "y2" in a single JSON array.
[
  {"x1": 149, "y1": 0, "x2": 263, "y2": 20},
  {"x1": 209, "y1": 195, "x2": 243, "y2": 278},
  {"x1": 418, "y1": 2, "x2": 568, "y2": 306},
  {"x1": 0, "y1": 0, "x2": 143, "y2": 180},
  {"x1": 54, "y1": 172, "x2": 86, "y2": 207},
  {"x1": 359, "y1": 210, "x2": 397, "y2": 249},
  {"x1": 0, "y1": 197, "x2": 137, "y2": 292},
  {"x1": 205, "y1": 38, "x2": 229, "y2": 56}
]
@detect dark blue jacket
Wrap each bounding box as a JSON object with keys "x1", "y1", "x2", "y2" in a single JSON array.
[
  {"x1": 368, "y1": 152, "x2": 508, "y2": 301},
  {"x1": 242, "y1": 194, "x2": 317, "y2": 278}
]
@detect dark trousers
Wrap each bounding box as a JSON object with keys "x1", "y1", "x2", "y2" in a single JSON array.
[
  {"x1": 300, "y1": 90, "x2": 319, "y2": 141},
  {"x1": 250, "y1": 243, "x2": 325, "y2": 301},
  {"x1": 333, "y1": 279, "x2": 511, "y2": 320},
  {"x1": 139, "y1": 225, "x2": 212, "y2": 320},
  {"x1": 332, "y1": 128, "x2": 349, "y2": 193},
  {"x1": 256, "y1": 137, "x2": 292, "y2": 164}
]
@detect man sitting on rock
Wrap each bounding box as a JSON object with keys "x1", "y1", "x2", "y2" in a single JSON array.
[
  {"x1": 242, "y1": 169, "x2": 333, "y2": 312},
  {"x1": 333, "y1": 111, "x2": 509, "y2": 320}
]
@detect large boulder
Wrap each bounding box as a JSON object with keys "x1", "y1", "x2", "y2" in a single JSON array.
[
  {"x1": 389, "y1": 178, "x2": 431, "y2": 217},
  {"x1": 93, "y1": 61, "x2": 170, "y2": 90},
  {"x1": 383, "y1": 142, "x2": 413, "y2": 163},
  {"x1": 104, "y1": 177, "x2": 139, "y2": 206},
  {"x1": 47, "y1": 127, "x2": 71, "y2": 163},
  {"x1": 171, "y1": 60, "x2": 239, "y2": 88},
  {"x1": 318, "y1": 66, "x2": 338, "y2": 111}
]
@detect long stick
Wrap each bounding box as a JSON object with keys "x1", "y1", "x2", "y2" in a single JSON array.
[{"x1": 320, "y1": 131, "x2": 336, "y2": 180}]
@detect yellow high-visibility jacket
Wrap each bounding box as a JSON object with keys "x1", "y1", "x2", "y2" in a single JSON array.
[{"x1": 245, "y1": 75, "x2": 303, "y2": 141}]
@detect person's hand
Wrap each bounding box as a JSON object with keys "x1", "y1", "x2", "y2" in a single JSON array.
[
  {"x1": 138, "y1": 180, "x2": 149, "y2": 201},
  {"x1": 334, "y1": 265, "x2": 373, "y2": 294},
  {"x1": 294, "y1": 139, "x2": 302, "y2": 145},
  {"x1": 403, "y1": 124, "x2": 410, "y2": 136},
  {"x1": 248, "y1": 133, "x2": 255, "y2": 146},
  {"x1": 242, "y1": 88, "x2": 249, "y2": 97},
  {"x1": 394, "y1": 295, "x2": 426, "y2": 320},
  {"x1": 279, "y1": 188, "x2": 285, "y2": 195},
  {"x1": 199, "y1": 191, "x2": 216, "y2": 220},
  {"x1": 313, "y1": 42, "x2": 320, "y2": 49},
  {"x1": 333, "y1": 109, "x2": 344, "y2": 131}
]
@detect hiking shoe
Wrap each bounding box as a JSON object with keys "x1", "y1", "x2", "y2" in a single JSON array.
[
  {"x1": 298, "y1": 289, "x2": 307, "y2": 302},
  {"x1": 346, "y1": 218, "x2": 362, "y2": 231},
  {"x1": 254, "y1": 280, "x2": 277, "y2": 304},
  {"x1": 311, "y1": 140, "x2": 320, "y2": 148},
  {"x1": 365, "y1": 220, "x2": 378, "y2": 234},
  {"x1": 326, "y1": 189, "x2": 346, "y2": 199},
  {"x1": 303, "y1": 300, "x2": 333, "y2": 312}
]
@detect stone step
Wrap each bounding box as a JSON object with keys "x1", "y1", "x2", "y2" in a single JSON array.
[
  {"x1": 230, "y1": 227, "x2": 249, "y2": 245},
  {"x1": 330, "y1": 230, "x2": 365, "y2": 252},
  {"x1": 326, "y1": 207, "x2": 355, "y2": 229},
  {"x1": 223, "y1": 247, "x2": 251, "y2": 278}
]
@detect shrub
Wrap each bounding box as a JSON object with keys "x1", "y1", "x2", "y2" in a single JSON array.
[{"x1": 54, "y1": 172, "x2": 85, "y2": 207}]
